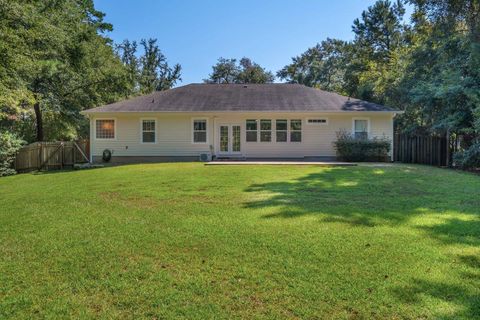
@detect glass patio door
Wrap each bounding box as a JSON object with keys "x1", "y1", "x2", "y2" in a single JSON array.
[{"x1": 219, "y1": 124, "x2": 241, "y2": 154}]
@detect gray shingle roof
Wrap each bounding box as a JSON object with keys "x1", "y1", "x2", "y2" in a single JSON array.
[{"x1": 83, "y1": 83, "x2": 396, "y2": 113}]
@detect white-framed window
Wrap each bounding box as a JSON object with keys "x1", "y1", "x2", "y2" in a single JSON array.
[
  {"x1": 290, "y1": 119, "x2": 302, "y2": 142},
  {"x1": 246, "y1": 119, "x2": 303, "y2": 143},
  {"x1": 276, "y1": 119, "x2": 288, "y2": 142},
  {"x1": 307, "y1": 118, "x2": 328, "y2": 125},
  {"x1": 353, "y1": 118, "x2": 369, "y2": 140},
  {"x1": 141, "y1": 119, "x2": 156, "y2": 143},
  {"x1": 246, "y1": 119, "x2": 258, "y2": 142},
  {"x1": 95, "y1": 119, "x2": 115, "y2": 139},
  {"x1": 192, "y1": 118, "x2": 208, "y2": 143},
  {"x1": 260, "y1": 119, "x2": 272, "y2": 142}
]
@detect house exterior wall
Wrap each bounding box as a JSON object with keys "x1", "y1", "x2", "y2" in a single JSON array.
[{"x1": 88, "y1": 112, "x2": 395, "y2": 161}]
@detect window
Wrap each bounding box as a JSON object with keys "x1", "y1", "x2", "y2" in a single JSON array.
[
  {"x1": 260, "y1": 119, "x2": 272, "y2": 142},
  {"x1": 290, "y1": 119, "x2": 302, "y2": 142},
  {"x1": 95, "y1": 119, "x2": 115, "y2": 139},
  {"x1": 247, "y1": 119, "x2": 302, "y2": 143},
  {"x1": 193, "y1": 119, "x2": 207, "y2": 143},
  {"x1": 307, "y1": 119, "x2": 328, "y2": 125},
  {"x1": 276, "y1": 119, "x2": 287, "y2": 142},
  {"x1": 354, "y1": 119, "x2": 368, "y2": 140},
  {"x1": 246, "y1": 120, "x2": 257, "y2": 142},
  {"x1": 141, "y1": 119, "x2": 156, "y2": 143}
]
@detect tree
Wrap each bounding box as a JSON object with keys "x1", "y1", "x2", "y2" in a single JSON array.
[
  {"x1": 396, "y1": 1, "x2": 480, "y2": 139},
  {"x1": 0, "y1": 0, "x2": 131, "y2": 142},
  {"x1": 279, "y1": 0, "x2": 479, "y2": 166},
  {"x1": 0, "y1": 2, "x2": 182, "y2": 143},
  {"x1": 205, "y1": 57, "x2": 274, "y2": 84},
  {"x1": 277, "y1": 38, "x2": 348, "y2": 92},
  {"x1": 116, "y1": 39, "x2": 140, "y2": 96},
  {"x1": 352, "y1": 0, "x2": 406, "y2": 62},
  {"x1": 278, "y1": 0, "x2": 407, "y2": 102},
  {"x1": 205, "y1": 58, "x2": 240, "y2": 84},
  {"x1": 406, "y1": 0, "x2": 480, "y2": 41},
  {"x1": 237, "y1": 58, "x2": 275, "y2": 84},
  {"x1": 116, "y1": 38, "x2": 182, "y2": 95},
  {"x1": 344, "y1": 0, "x2": 407, "y2": 102},
  {"x1": 138, "y1": 38, "x2": 181, "y2": 94}
]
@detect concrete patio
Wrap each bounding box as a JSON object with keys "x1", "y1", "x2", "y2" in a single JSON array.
[{"x1": 205, "y1": 161, "x2": 356, "y2": 166}]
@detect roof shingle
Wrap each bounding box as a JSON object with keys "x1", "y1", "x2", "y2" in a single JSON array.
[{"x1": 83, "y1": 83, "x2": 396, "y2": 113}]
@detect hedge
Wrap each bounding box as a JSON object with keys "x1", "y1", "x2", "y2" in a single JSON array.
[{"x1": 333, "y1": 130, "x2": 391, "y2": 162}]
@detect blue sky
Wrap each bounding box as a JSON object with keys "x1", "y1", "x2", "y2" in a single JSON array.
[{"x1": 96, "y1": 0, "x2": 405, "y2": 85}]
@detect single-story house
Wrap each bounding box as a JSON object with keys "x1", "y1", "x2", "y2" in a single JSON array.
[{"x1": 81, "y1": 83, "x2": 400, "y2": 163}]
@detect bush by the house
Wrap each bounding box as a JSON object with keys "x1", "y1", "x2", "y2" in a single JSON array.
[
  {"x1": 0, "y1": 132, "x2": 25, "y2": 176},
  {"x1": 333, "y1": 130, "x2": 391, "y2": 162},
  {"x1": 453, "y1": 142, "x2": 480, "y2": 170}
]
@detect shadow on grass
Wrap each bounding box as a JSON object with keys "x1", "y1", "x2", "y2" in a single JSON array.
[
  {"x1": 244, "y1": 166, "x2": 478, "y2": 225},
  {"x1": 244, "y1": 166, "x2": 451, "y2": 226},
  {"x1": 392, "y1": 278, "x2": 480, "y2": 319},
  {"x1": 243, "y1": 166, "x2": 480, "y2": 318}
]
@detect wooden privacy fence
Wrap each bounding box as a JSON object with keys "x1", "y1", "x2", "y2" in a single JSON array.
[
  {"x1": 15, "y1": 140, "x2": 90, "y2": 172},
  {"x1": 394, "y1": 134, "x2": 448, "y2": 166}
]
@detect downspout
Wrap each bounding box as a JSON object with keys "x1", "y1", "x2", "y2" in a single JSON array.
[
  {"x1": 89, "y1": 115, "x2": 94, "y2": 163},
  {"x1": 212, "y1": 116, "x2": 217, "y2": 158},
  {"x1": 391, "y1": 113, "x2": 395, "y2": 162}
]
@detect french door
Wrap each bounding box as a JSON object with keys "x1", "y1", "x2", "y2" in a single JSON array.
[{"x1": 219, "y1": 124, "x2": 241, "y2": 155}]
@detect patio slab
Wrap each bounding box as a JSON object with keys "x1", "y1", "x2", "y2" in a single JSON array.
[{"x1": 205, "y1": 161, "x2": 356, "y2": 166}]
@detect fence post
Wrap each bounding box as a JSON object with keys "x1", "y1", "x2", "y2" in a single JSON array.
[
  {"x1": 428, "y1": 136, "x2": 433, "y2": 165},
  {"x1": 438, "y1": 137, "x2": 441, "y2": 166},
  {"x1": 38, "y1": 143, "x2": 42, "y2": 171}
]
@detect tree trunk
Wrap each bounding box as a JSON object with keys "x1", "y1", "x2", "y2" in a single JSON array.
[{"x1": 34, "y1": 102, "x2": 44, "y2": 141}]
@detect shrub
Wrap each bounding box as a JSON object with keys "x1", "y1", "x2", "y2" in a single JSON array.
[
  {"x1": 0, "y1": 132, "x2": 25, "y2": 177},
  {"x1": 453, "y1": 142, "x2": 480, "y2": 169},
  {"x1": 333, "y1": 130, "x2": 391, "y2": 162}
]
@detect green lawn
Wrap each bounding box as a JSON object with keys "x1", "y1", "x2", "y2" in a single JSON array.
[{"x1": 1, "y1": 163, "x2": 479, "y2": 319}]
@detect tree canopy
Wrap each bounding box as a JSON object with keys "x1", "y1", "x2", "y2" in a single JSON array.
[
  {"x1": 0, "y1": 1, "x2": 180, "y2": 142},
  {"x1": 116, "y1": 38, "x2": 182, "y2": 95},
  {"x1": 205, "y1": 57, "x2": 274, "y2": 84},
  {"x1": 277, "y1": 38, "x2": 348, "y2": 92},
  {"x1": 279, "y1": 0, "x2": 480, "y2": 158}
]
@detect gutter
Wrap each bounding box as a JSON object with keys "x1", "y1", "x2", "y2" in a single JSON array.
[{"x1": 81, "y1": 110, "x2": 404, "y2": 115}]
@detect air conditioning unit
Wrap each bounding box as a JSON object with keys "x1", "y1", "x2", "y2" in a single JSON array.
[{"x1": 199, "y1": 153, "x2": 212, "y2": 162}]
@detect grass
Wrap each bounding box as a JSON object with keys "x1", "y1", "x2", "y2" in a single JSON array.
[{"x1": 0, "y1": 163, "x2": 479, "y2": 319}]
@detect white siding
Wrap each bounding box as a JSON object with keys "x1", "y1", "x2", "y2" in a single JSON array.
[{"x1": 89, "y1": 112, "x2": 394, "y2": 158}]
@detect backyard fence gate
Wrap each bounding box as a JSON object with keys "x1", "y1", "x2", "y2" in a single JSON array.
[{"x1": 15, "y1": 140, "x2": 90, "y2": 172}]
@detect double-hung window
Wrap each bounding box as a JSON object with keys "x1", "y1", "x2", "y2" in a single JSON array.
[
  {"x1": 276, "y1": 120, "x2": 287, "y2": 142},
  {"x1": 290, "y1": 119, "x2": 302, "y2": 142},
  {"x1": 354, "y1": 119, "x2": 368, "y2": 140},
  {"x1": 95, "y1": 119, "x2": 115, "y2": 139},
  {"x1": 246, "y1": 120, "x2": 258, "y2": 142},
  {"x1": 193, "y1": 119, "x2": 207, "y2": 143},
  {"x1": 141, "y1": 119, "x2": 156, "y2": 143},
  {"x1": 260, "y1": 120, "x2": 272, "y2": 142}
]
